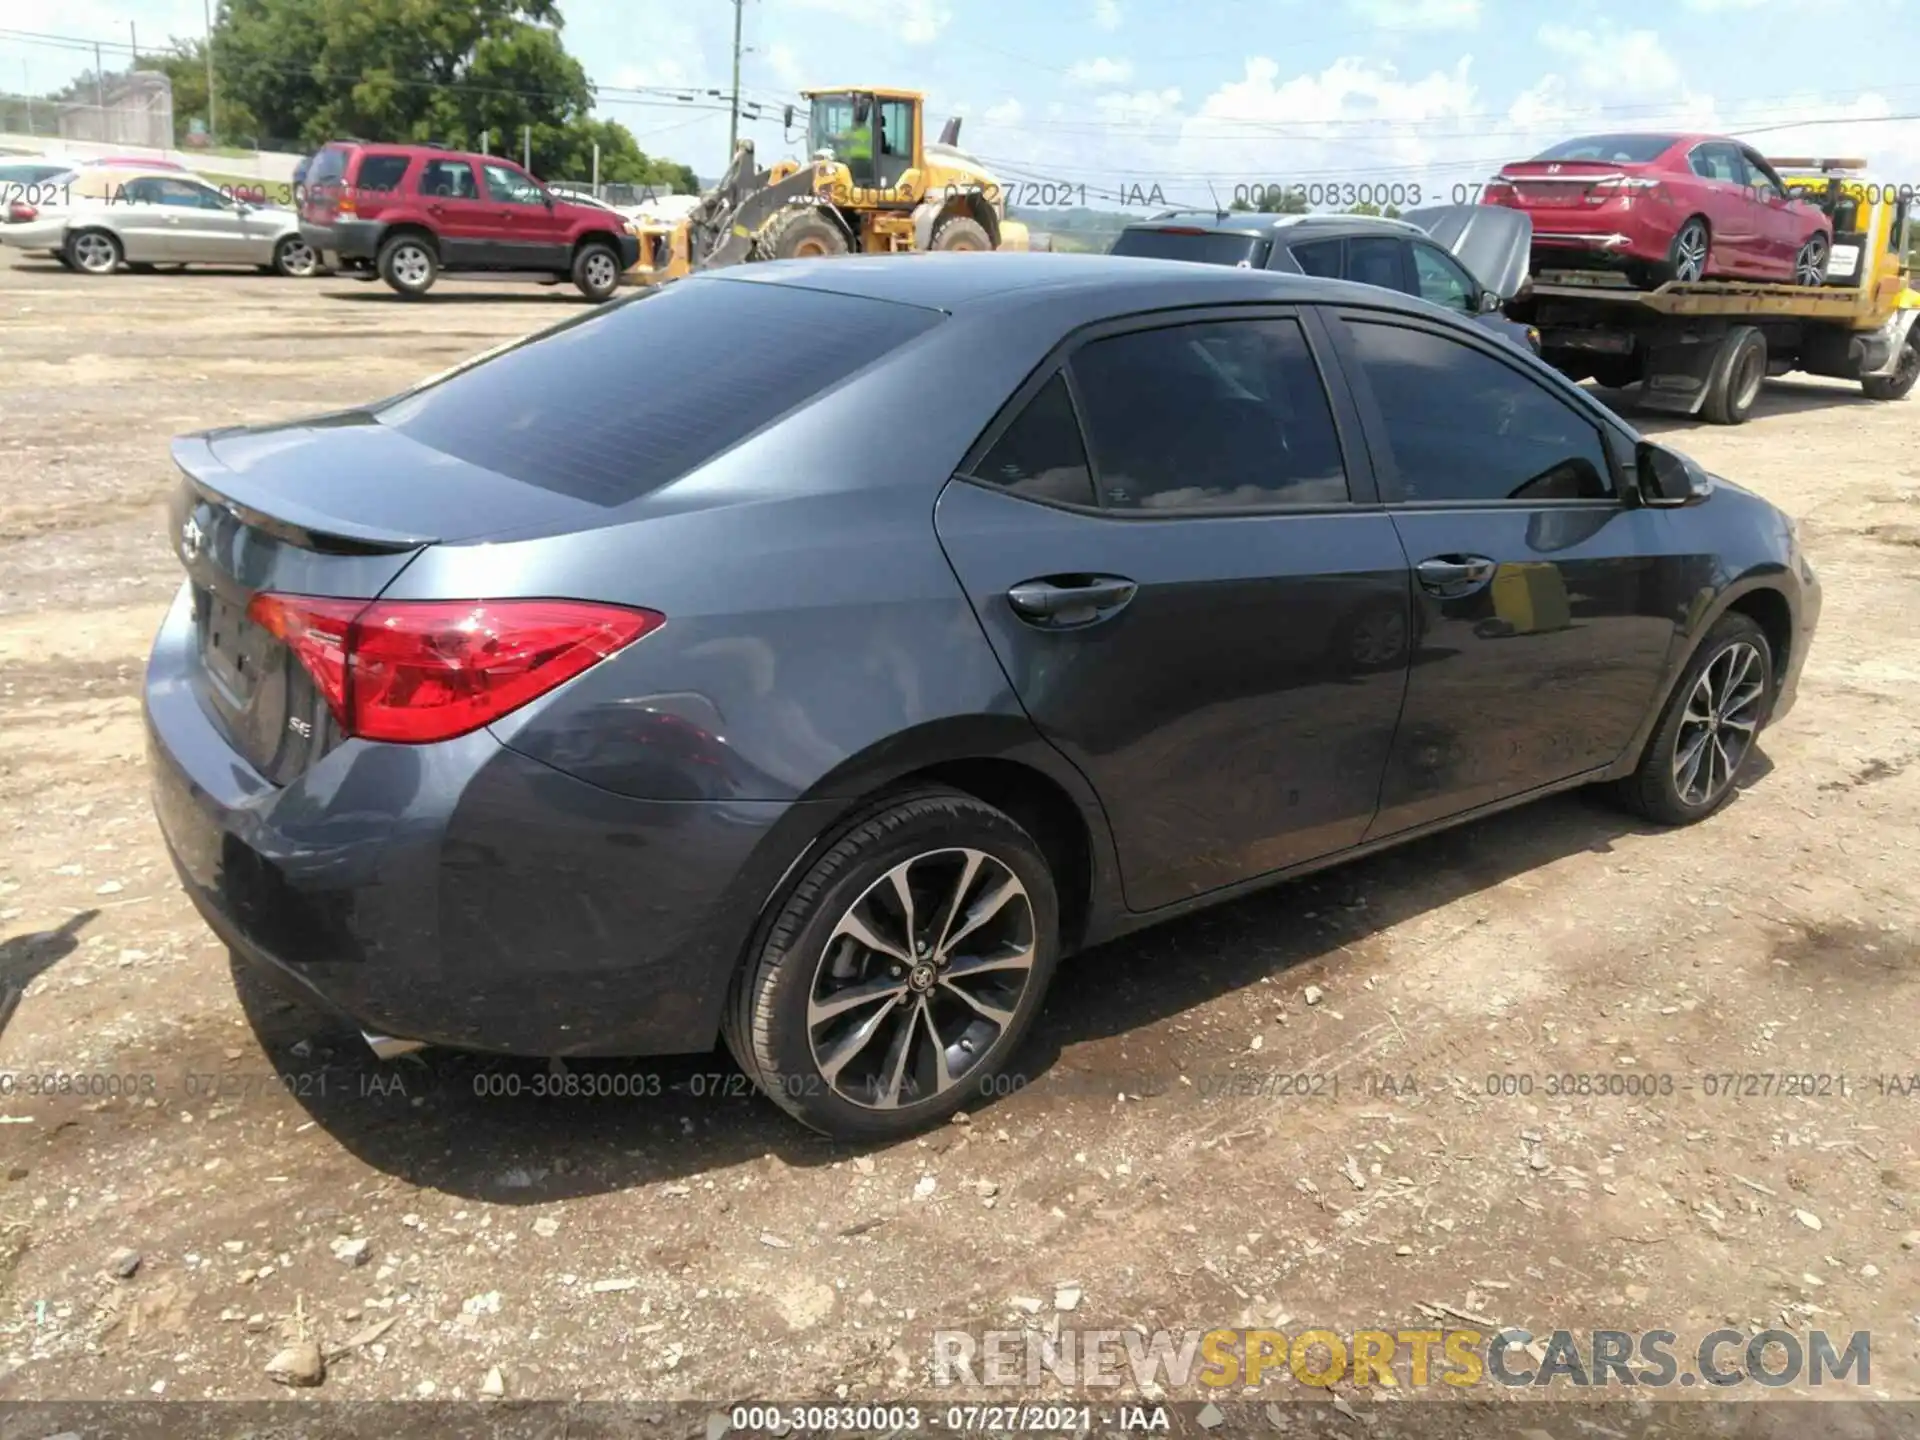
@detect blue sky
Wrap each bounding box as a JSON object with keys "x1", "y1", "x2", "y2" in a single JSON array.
[{"x1": 8, "y1": 0, "x2": 1920, "y2": 202}]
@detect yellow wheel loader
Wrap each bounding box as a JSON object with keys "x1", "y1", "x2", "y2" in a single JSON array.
[{"x1": 626, "y1": 87, "x2": 1032, "y2": 285}]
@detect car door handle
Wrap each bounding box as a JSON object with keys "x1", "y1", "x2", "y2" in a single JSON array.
[
  {"x1": 426, "y1": 202, "x2": 445, "y2": 214},
  {"x1": 1007, "y1": 575, "x2": 1137, "y2": 627},
  {"x1": 1415, "y1": 555, "x2": 1497, "y2": 596}
]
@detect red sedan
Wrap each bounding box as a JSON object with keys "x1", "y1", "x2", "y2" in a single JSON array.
[{"x1": 1486, "y1": 133, "x2": 1832, "y2": 288}]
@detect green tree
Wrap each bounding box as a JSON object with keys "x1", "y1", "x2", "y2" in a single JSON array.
[
  {"x1": 1230, "y1": 189, "x2": 1310, "y2": 215},
  {"x1": 1346, "y1": 200, "x2": 1404, "y2": 219},
  {"x1": 137, "y1": 0, "x2": 693, "y2": 185}
]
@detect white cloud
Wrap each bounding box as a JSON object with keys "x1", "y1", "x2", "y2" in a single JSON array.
[
  {"x1": 1069, "y1": 57, "x2": 1135, "y2": 86},
  {"x1": 1348, "y1": 0, "x2": 1480, "y2": 29},
  {"x1": 985, "y1": 98, "x2": 1025, "y2": 126},
  {"x1": 1536, "y1": 24, "x2": 1684, "y2": 97},
  {"x1": 1682, "y1": 0, "x2": 1770, "y2": 9},
  {"x1": 1093, "y1": 0, "x2": 1123, "y2": 30},
  {"x1": 784, "y1": 0, "x2": 951, "y2": 45}
]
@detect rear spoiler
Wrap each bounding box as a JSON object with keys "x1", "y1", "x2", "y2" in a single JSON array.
[{"x1": 172, "y1": 431, "x2": 432, "y2": 553}]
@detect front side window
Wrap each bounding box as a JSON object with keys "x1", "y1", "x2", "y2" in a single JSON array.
[
  {"x1": 483, "y1": 163, "x2": 547, "y2": 206},
  {"x1": 967, "y1": 374, "x2": 1096, "y2": 507},
  {"x1": 1346, "y1": 320, "x2": 1613, "y2": 503},
  {"x1": 879, "y1": 101, "x2": 913, "y2": 159},
  {"x1": 1069, "y1": 317, "x2": 1349, "y2": 510},
  {"x1": 1411, "y1": 243, "x2": 1477, "y2": 314}
]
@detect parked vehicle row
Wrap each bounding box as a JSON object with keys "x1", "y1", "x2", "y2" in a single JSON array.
[
  {"x1": 145, "y1": 252, "x2": 1819, "y2": 1139},
  {"x1": 1, "y1": 163, "x2": 317, "y2": 277}
]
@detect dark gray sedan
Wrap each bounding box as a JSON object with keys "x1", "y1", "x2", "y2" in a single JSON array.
[{"x1": 145, "y1": 254, "x2": 1819, "y2": 1138}]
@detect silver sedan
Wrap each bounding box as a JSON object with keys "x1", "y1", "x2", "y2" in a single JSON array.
[{"x1": 0, "y1": 167, "x2": 318, "y2": 277}]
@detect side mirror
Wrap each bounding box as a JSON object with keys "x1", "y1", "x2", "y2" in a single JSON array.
[
  {"x1": 1635, "y1": 440, "x2": 1713, "y2": 507},
  {"x1": 1477, "y1": 288, "x2": 1502, "y2": 313}
]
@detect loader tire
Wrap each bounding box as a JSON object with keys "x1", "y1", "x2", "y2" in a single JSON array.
[
  {"x1": 758, "y1": 208, "x2": 850, "y2": 261},
  {"x1": 931, "y1": 215, "x2": 991, "y2": 252}
]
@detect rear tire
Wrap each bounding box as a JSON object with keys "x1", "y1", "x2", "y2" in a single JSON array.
[
  {"x1": 273, "y1": 234, "x2": 319, "y2": 278},
  {"x1": 1610, "y1": 614, "x2": 1772, "y2": 826},
  {"x1": 1701, "y1": 325, "x2": 1766, "y2": 425},
  {"x1": 723, "y1": 787, "x2": 1060, "y2": 1140},
  {"x1": 377, "y1": 232, "x2": 437, "y2": 297},
  {"x1": 65, "y1": 228, "x2": 121, "y2": 275},
  {"x1": 571, "y1": 240, "x2": 622, "y2": 300},
  {"x1": 757, "y1": 207, "x2": 850, "y2": 261},
  {"x1": 1653, "y1": 215, "x2": 1710, "y2": 286},
  {"x1": 931, "y1": 215, "x2": 992, "y2": 252}
]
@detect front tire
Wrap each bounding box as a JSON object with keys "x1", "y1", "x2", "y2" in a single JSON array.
[
  {"x1": 931, "y1": 215, "x2": 992, "y2": 252},
  {"x1": 65, "y1": 228, "x2": 121, "y2": 275},
  {"x1": 571, "y1": 240, "x2": 621, "y2": 300},
  {"x1": 756, "y1": 207, "x2": 851, "y2": 261},
  {"x1": 1611, "y1": 614, "x2": 1773, "y2": 826},
  {"x1": 1863, "y1": 329, "x2": 1919, "y2": 401},
  {"x1": 724, "y1": 788, "x2": 1060, "y2": 1139},
  {"x1": 377, "y1": 233, "x2": 437, "y2": 297}
]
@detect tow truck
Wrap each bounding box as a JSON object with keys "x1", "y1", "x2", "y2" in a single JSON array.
[{"x1": 1506, "y1": 159, "x2": 1917, "y2": 423}]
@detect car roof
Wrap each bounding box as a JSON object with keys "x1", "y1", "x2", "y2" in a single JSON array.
[
  {"x1": 698, "y1": 251, "x2": 1444, "y2": 319},
  {"x1": 1119, "y1": 211, "x2": 1433, "y2": 241}
]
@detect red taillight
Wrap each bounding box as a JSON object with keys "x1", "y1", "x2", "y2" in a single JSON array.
[
  {"x1": 245, "y1": 595, "x2": 662, "y2": 744},
  {"x1": 6, "y1": 201, "x2": 35, "y2": 222},
  {"x1": 1589, "y1": 176, "x2": 1663, "y2": 203},
  {"x1": 1483, "y1": 180, "x2": 1515, "y2": 205}
]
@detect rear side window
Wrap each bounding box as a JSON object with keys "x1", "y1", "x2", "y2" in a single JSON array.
[
  {"x1": 354, "y1": 154, "x2": 410, "y2": 195},
  {"x1": 967, "y1": 374, "x2": 1096, "y2": 507},
  {"x1": 1290, "y1": 239, "x2": 1343, "y2": 278},
  {"x1": 1346, "y1": 237, "x2": 1408, "y2": 292},
  {"x1": 377, "y1": 281, "x2": 943, "y2": 505},
  {"x1": 1068, "y1": 318, "x2": 1348, "y2": 510},
  {"x1": 1111, "y1": 228, "x2": 1271, "y2": 267},
  {"x1": 420, "y1": 159, "x2": 479, "y2": 198}
]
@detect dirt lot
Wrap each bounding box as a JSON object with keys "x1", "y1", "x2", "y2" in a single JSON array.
[{"x1": 2, "y1": 249, "x2": 1918, "y2": 1422}]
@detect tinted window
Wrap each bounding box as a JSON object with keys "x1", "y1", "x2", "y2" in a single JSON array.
[
  {"x1": 0, "y1": 162, "x2": 71, "y2": 184},
  {"x1": 879, "y1": 100, "x2": 913, "y2": 158},
  {"x1": 355, "y1": 154, "x2": 410, "y2": 194},
  {"x1": 968, "y1": 374, "x2": 1096, "y2": 507},
  {"x1": 1290, "y1": 238, "x2": 1343, "y2": 278},
  {"x1": 1534, "y1": 134, "x2": 1678, "y2": 164},
  {"x1": 1346, "y1": 321, "x2": 1612, "y2": 503},
  {"x1": 420, "y1": 159, "x2": 478, "y2": 199},
  {"x1": 1346, "y1": 236, "x2": 1407, "y2": 292},
  {"x1": 1070, "y1": 318, "x2": 1348, "y2": 510},
  {"x1": 1411, "y1": 242, "x2": 1476, "y2": 314},
  {"x1": 378, "y1": 281, "x2": 942, "y2": 505},
  {"x1": 1110, "y1": 228, "x2": 1270, "y2": 267}
]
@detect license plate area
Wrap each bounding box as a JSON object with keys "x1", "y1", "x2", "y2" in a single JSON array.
[{"x1": 195, "y1": 587, "x2": 272, "y2": 708}]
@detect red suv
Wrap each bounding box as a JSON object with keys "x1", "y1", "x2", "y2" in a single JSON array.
[{"x1": 298, "y1": 142, "x2": 639, "y2": 300}]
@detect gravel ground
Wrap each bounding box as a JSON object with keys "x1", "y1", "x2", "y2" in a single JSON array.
[{"x1": 2, "y1": 249, "x2": 1918, "y2": 1422}]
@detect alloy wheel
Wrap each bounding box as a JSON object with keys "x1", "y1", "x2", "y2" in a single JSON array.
[
  {"x1": 583, "y1": 250, "x2": 618, "y2": 292},
  {"x1": 1672, "y1": 640, "x2": 1765, "y2": 807},
  {"x1": 806, "y1": 848, "x2": 1036, "y2": 1110},
  {"x1": 73, "y1": 232, "x2": 117, "y2": 274},
  {"x1": 1672, "y1": 222, "x2": 1708, "y2": 283},
  {"x1": 392, "y1": 244, "x2": 432, "y2": 288},
  {"x1": 279, "y1": 238, "x2": 317, "y2": 277},
  {"x1": 1794, "y1": 235, "x2": 1828, "y2": 287}
]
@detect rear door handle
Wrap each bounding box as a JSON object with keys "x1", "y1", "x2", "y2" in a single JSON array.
[
  {"x1": 1007, "y1": 575, "x2": 1137, "y2": 627},
  {"x1": 1415, "y1": 555, "x2": 1497, "y2": 597}
]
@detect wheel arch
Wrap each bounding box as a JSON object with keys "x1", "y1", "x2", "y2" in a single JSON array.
[
  {"x1": 1604, "y1": 572, "x2": 1798, "y2": 782},
  {"x1": 913, "y1": 194, "x2": 1000, "y2": 251},
  {"x1": 572, "y1": 227, "x2": 623, "y2": 256},
  {"x1": 376, "y1": 222, "x2": 439, "y2": 260}
]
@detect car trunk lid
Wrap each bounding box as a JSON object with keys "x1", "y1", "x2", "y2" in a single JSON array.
[
  {"x1": 168, "y1": 414, "x2": 618, "y2": 782},
  {"x1": 1496, "y1": 160, "x2": 1649, "y2": 207},
  {"x1": 1401, "y1": 202, "x2": 1534, "y2": 299}
]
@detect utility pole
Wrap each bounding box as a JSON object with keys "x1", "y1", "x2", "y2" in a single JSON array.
[
  {"x1": 129, "y1": 23, "x2": 138, "y2": 64},
  {"x1": 727, "y1": 0, "x2": 744, "y2": 156},
  {"x1": 522, "y1": 125, "x2": 530, "y2": 171},
  {"x1": 203, "y1": 0, "x2": 218, "y2": 142},
  {"x1": 93, "y1": 43, "x2": 104, "y2": 114}
]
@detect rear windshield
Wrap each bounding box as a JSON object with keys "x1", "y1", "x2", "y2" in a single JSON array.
[
  {"x1": 1111, "y1": 228, "x2": 1272, "y2": 267},
  {"x1": 375, "y1": 279, "x2": 944, "y2": 505},
  {"x1": 307, "y1": 147, "x2": 350, "y2": 185},
  {"x1": 1530, "y1": 134, "x2": 1678, "y2": 165},
  {"x1": 0, "y1": 161, "x2": 73, "y2": 185}
]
